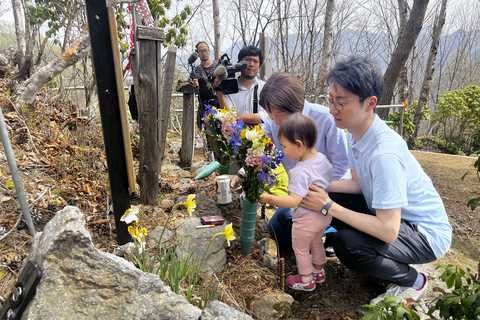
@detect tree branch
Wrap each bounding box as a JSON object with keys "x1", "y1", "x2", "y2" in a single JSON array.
[{"x1": 16, "y1": 33, "x2": 90, "y2": 105}]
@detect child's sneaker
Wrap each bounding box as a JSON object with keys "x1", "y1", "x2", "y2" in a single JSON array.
[
  {"x1": 313, "y1": 269, "x2": 326, "y2": 284},
  {"x1": 286, "y1": 274, "x2": 316, "y2": 292}
]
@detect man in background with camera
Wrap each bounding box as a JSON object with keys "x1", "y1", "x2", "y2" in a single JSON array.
[
  {"x1": 190, "y1": 41, "x2": 218, "y2": 129},
  {"x1": 215, "y1": 46, "x2": 265, "y2": 124},
  {"x1": 191, "y1": 41, "x2": 217, "y2": 85}
]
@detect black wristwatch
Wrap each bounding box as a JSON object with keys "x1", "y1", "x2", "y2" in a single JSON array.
[{"x1": 320, "y1": 200, "x2": 334, "y2": 216}]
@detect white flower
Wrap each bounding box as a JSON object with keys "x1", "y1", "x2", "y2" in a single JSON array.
[
  {"x1": 245, "y1": 129, "x2": 260, "y2": 141},
  {"x1": 121, "y1": 206, "x2": 140, "y2": 224}
]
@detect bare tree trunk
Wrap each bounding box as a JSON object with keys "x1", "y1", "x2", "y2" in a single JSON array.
[
  {"x1": 378, "y1": 0, "x2": 429, "y2": 118},
  {"x1": 409, "y1": 0, "x2": 447, "y2": 147},
  {"x1": 16, "y1": 34, "x2": 90, "y2": 104},
  {"x1": 397, "y1": 0, "x2": 409, "y2": 105},
  {"x1": 12, "y1": 0, "x2": 26, "y2": 59},
  {"x1": 212, "y1": 0, "x2": 221, "y2": 60},
  {"x1": 317, "y1": 0, "x2": 335, "y2": 95},
  {"x1": 11, "y1": 0, "x2": 29, "y2": 79}
]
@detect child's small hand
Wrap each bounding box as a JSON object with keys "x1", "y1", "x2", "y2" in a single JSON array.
[{"x1": 259, "y1": 192, "x2": 270, "y2": 204}]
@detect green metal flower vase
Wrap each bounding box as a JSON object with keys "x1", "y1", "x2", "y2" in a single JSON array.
[
  {"x1": 240, "y1": 198, "x2": 258, "y2": 255},
  {"x1": 217, "y1": 164, "x2": 230, "y2": 175}
]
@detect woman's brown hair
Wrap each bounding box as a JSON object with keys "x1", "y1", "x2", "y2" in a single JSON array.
[{"x1": 260, "y1": 72, "x2": 305, "y2": 114}]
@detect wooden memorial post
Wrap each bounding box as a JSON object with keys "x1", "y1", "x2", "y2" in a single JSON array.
[
  {"x1": 135, "y1": 26, "x2": 164, "y2": 205},
  {"x1": 159, "y1": 47, "x2": 177, "y2": 162},
  {"x1": 176, "y1": 81, "x2": 195, "y2": 168},
  {"x1": 85, "y1": 0, "x2": 135, "y2": 244}
]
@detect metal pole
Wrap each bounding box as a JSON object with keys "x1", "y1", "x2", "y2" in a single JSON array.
[{"x1": 0, "y1": 107, "x2": 36, "y2": 236}]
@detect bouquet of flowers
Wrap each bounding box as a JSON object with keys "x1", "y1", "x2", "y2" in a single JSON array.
[
  {"x1": 229, "y1": 123, "x2": 284, "y2": 202},
  {"x1": 202, "y1": 101, "x2": 237, "y2": 166},
  {"x1": 227, "y1": 122, "x2": 283, "y2": 254}
]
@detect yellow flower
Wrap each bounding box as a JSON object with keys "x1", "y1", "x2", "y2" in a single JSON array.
[
  {"x1": 213, "y1": 223, "x2": 236, "y2": 247},
  {"x1": 181, "y1": 194, "x2": 196, "y2": 216},
  {"x1": 128, "y1": 225, "x2": 148, "y2": 241},
  {"x1": 240, "y1": 129, "x2": 247, "y2": 139},
  {"x1": 128, "y1": 224, "x2": 148, "y2": 253},
  {"x1": 245, "y1": 126, "x2": 263, "y2": 141}
]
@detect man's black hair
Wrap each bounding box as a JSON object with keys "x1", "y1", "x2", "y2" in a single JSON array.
[
  {"x1": 238, "y1": 45, "x2": 263, "y2": 65},
  {"x1": 195, "y1": 41, "x2": 209, "y2": 51},
  {"x1": 326, "y1": 56, "x2": 382, "y2": 102}
]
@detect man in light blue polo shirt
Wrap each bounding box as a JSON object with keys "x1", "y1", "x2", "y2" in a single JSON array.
[{"x1": 301, "y1": 56, "x2": 452, "y2": 304}]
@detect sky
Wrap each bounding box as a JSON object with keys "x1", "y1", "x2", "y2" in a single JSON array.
[{"x1": 1, "y1": 0, "x2": 478, "y2": 60}]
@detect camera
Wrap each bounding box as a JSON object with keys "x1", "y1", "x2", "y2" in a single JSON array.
[{"x1": 212, "y1": 53, "x2": 247, "y2": 95}]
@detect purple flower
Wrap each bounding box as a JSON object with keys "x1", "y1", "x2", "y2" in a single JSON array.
[
  {"x1": 229, "y1": 120, "x2": 246, "y2": 153},
  {"x1": 274, "y1": 151, "x2": 284, "y2": 165},
  {"x1": 261, "y1": 155, "x2": 273, "y2": 167},
  {"x1": 257, "y1": 170, "x2": 275, "y2": 186},
  {"x1": 202, "y1": 103, "x2": 216, "y2": 120}
]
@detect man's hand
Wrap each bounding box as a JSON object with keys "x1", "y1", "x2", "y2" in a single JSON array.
[{"x1": 301, "y1": 185, "x2": 331, "y2": 213}]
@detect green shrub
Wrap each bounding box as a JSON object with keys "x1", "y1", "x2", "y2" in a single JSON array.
[
  {"x1": 433, "y1": 85, "x2": 480, "y2": 155},
  {"x1": 428, "y1": 265, "x2": 480, "y2": 320},
  {"x1": 467, "y1": 156, "x2": 480, "y2": 210},
  {"x1": 416, "y1": 136, "x2": 463, "y2": 155},
  {"x1": 362, "y1": 296, "x2": 420, "y2": 320},
  {"x1": 386, "y1": 101, "x2": 430, "y2": 143}
]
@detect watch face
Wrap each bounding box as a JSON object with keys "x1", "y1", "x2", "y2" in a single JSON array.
[{"x1": 321, "y1": 208, "x2": 327, "y2": 215}]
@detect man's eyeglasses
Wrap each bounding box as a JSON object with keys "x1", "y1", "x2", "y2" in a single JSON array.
[{"x1": 327, "y1": 97, "x2": 347, "y2": 112}]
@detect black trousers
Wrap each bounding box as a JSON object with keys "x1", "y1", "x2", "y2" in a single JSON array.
[{"x1": 268, "y1": 193, "x2": 437, "y2": 286}]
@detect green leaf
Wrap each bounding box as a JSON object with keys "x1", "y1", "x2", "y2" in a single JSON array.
[
  {"x1": 5, "y1": 178, "x2": 14, "y2": 190},
  {"x1": 467, "y1": 197, "x2": 480, "y2": 210}
]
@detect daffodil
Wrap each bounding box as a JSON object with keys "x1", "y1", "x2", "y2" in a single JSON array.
[
  {"x1": 121, "y1": 206, "x2": 140, "y2": 224},
  {"x1": 213, "y1": 223, "x2": 236, "y2": 247},
  {"x1": 128, "y1": 224, "x2": 148, "y2": 253},
  {"x1": 180, "y1": 194, "x2": 196, "y2": 216},
  {"x1": 128, "y1": 224, "x2": 148, "y2": 241},
  {"x1": 240, "y1": 128, "x2": 247, "y2": 139},
  {"x1": 245, "y1": 125, "x2": 263, "y2": 141}
]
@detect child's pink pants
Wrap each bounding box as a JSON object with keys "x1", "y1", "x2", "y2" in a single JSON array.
[{"x1": 292, "y1": 211, "x2": 332, "y2": 275}]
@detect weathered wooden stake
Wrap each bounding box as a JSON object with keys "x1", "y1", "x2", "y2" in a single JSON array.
[
  {"x1": 159, "y1": 47, "x2": 177, "y2": 165},
  {"x1": 136, "y1": 26, "x2": 164, "y2": 205},
  {"x1": 177, "y1": 82, "x2": 195, "y2": 168}
]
